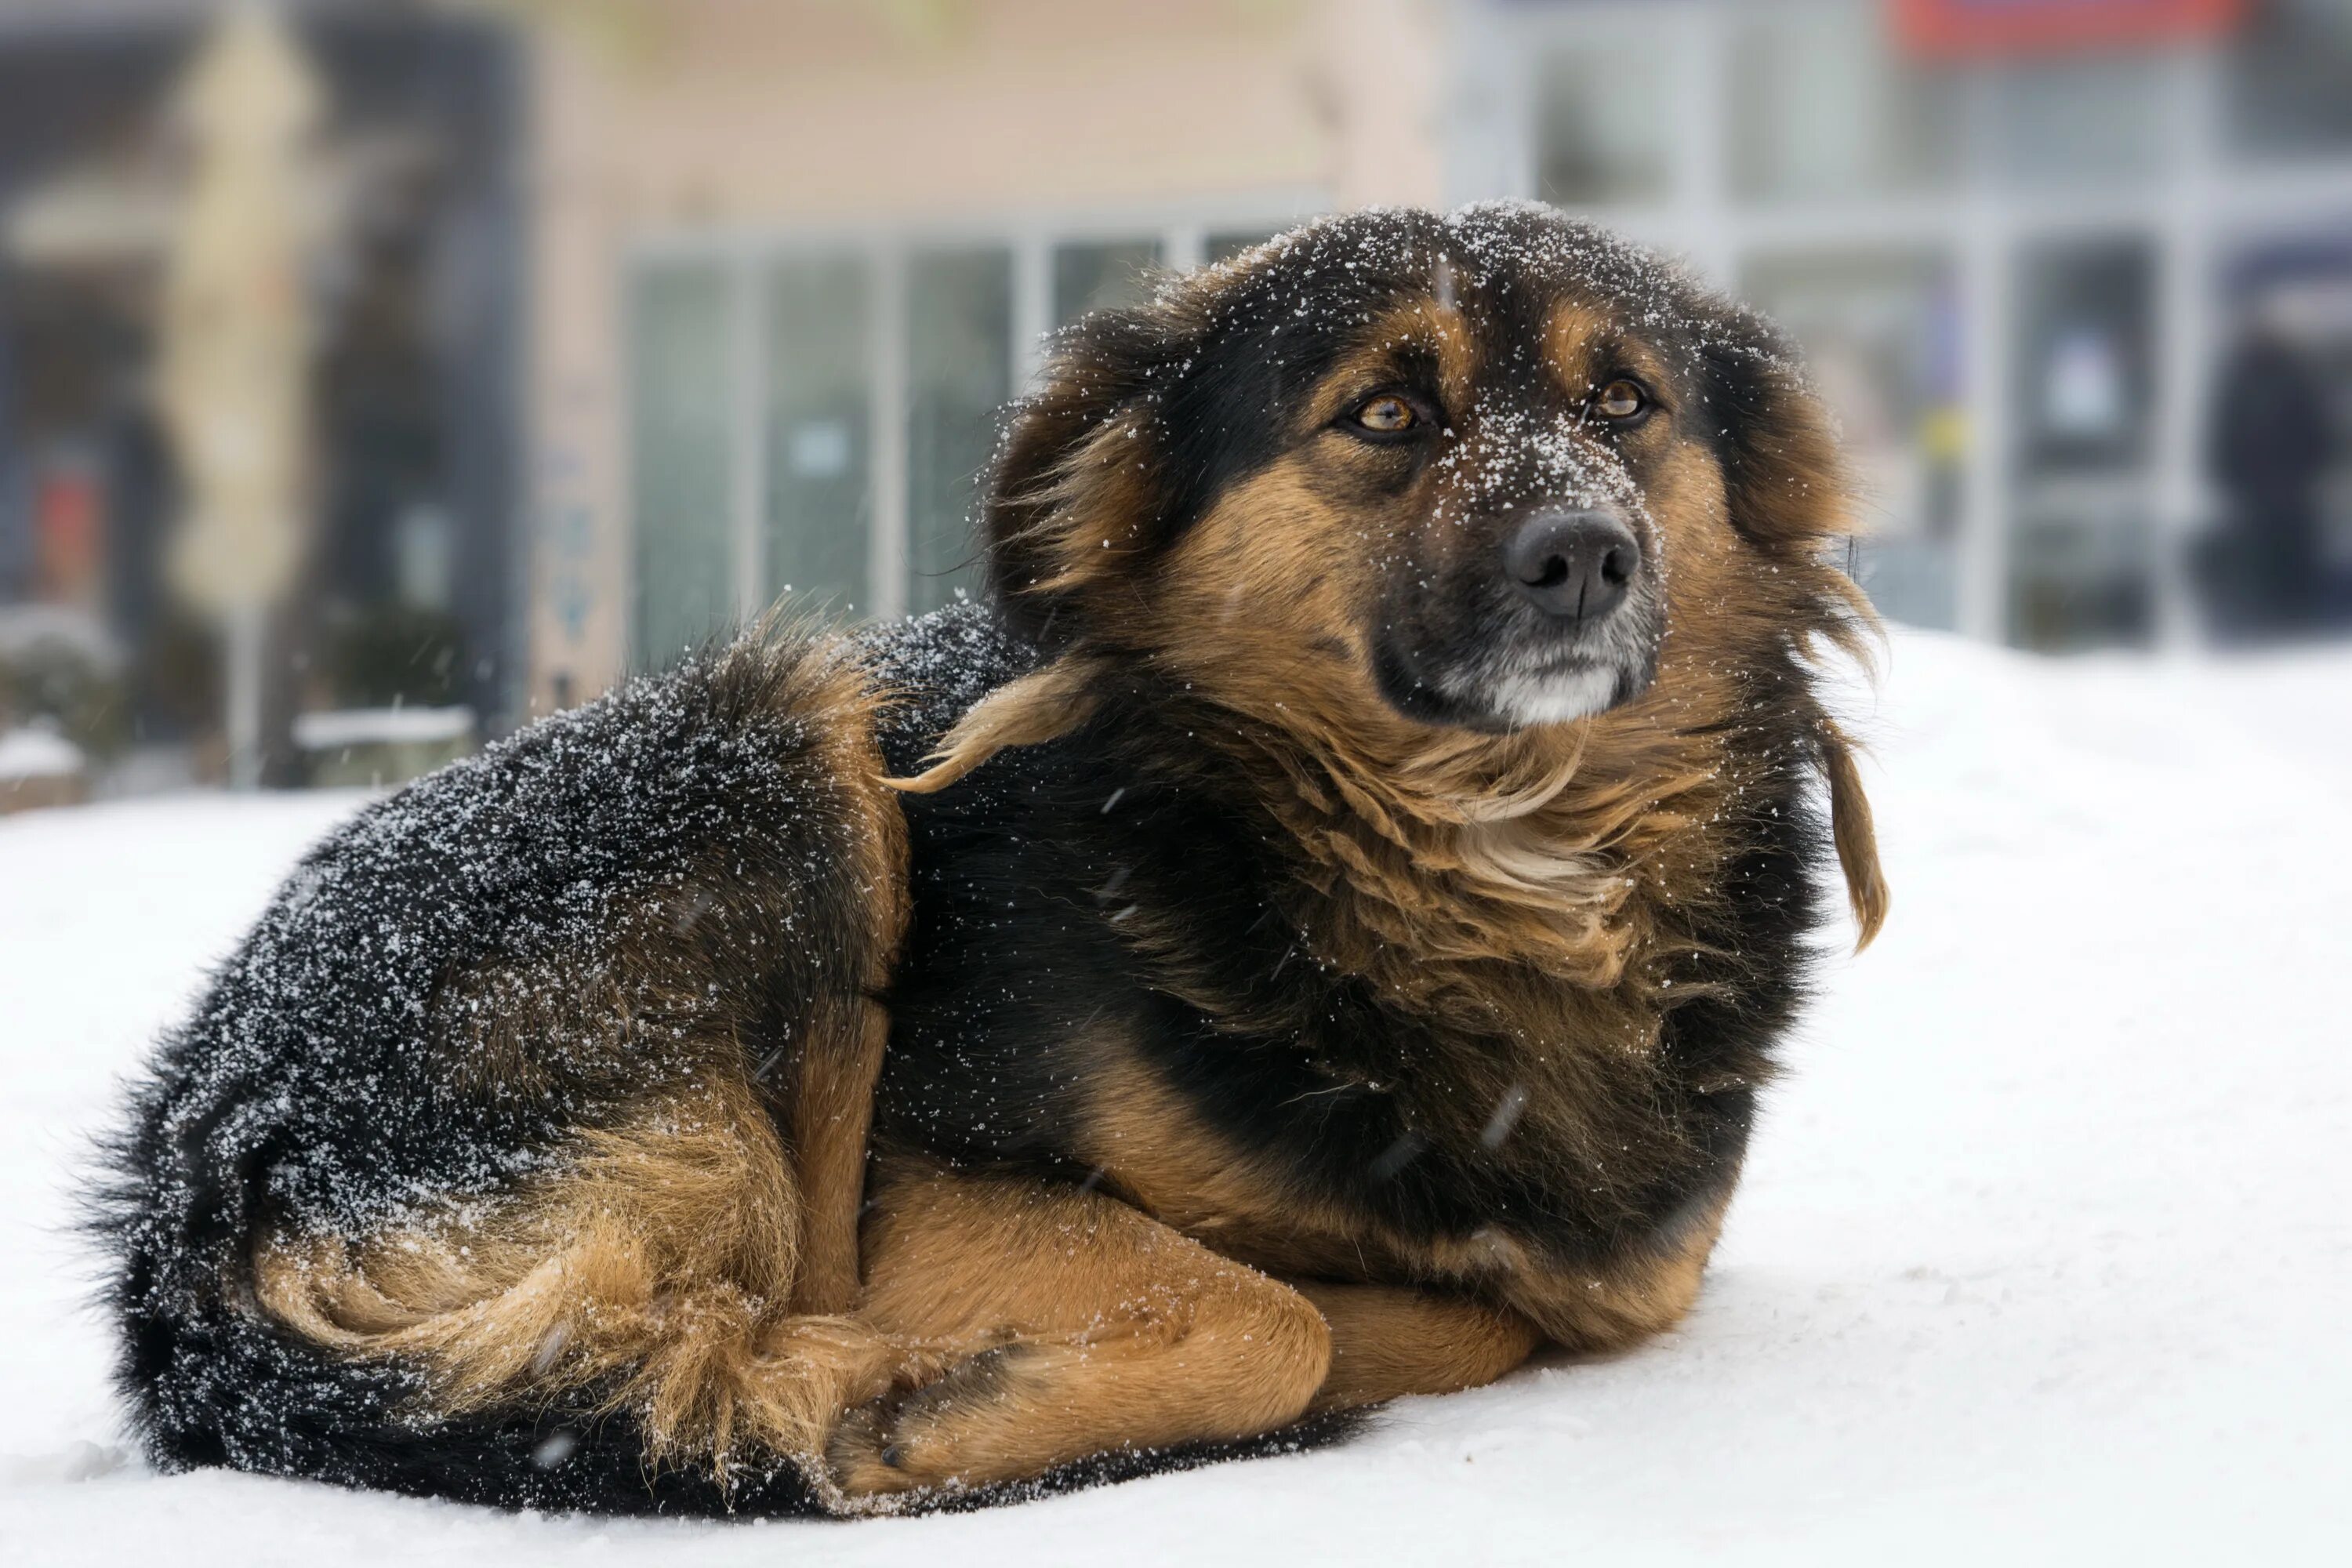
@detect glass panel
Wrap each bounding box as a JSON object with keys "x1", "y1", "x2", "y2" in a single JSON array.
[
  {"x1": 2227, "y1": 0, "x2": 2352, "y2": 159},
  {"x1": 1053, "y1": 239, "x2": 1161, "y2": 328},
  {"x1": 1742, "y1": 249, "x2": 1965, "y2": 630},
  {"x1": 629, "y1": 259, "x2": 734, "y2": 670},
  {"x1": 1728, "y1": 9, "x2": 1958, "y2": 201},
  {"x1": 1534, "y1": 39, "x2": 1671, "y2": 206},
  {"x1": 1986, "y1": 58, "x2": 2165, "y2": 191},
  {"x1": 2014, "y1": 238, "x2": 2157, "y2": 472},
  {"x1": 2204, "y1": 235, "x2": 2352, "y2": 640},
  {"x1": 906, "y1": 247, "x2": 1011, "y2": 615},
  {"x1": 766, "y1": 255, "x2": 872, "y2": 617},
  {"x1": 2009, "y1": 237, "x2": 2161, "y2": 649},
  {"x1": 1206, "y1": 230, "x2": 1277, "y2": 265}
]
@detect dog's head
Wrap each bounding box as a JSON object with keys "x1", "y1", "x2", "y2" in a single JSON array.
[{"x1": 980, "y1": 204, "x2": 1867, "y2": 738}]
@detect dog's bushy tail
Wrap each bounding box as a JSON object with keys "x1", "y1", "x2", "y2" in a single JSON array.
[{"x1": 93, "y1": 1182, "x2": 820, "y2": 1515}]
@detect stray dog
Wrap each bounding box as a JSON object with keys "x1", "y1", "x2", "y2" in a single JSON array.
[{"x1": 98, "y1": 205, "x2": 1886, "y2": 1515}]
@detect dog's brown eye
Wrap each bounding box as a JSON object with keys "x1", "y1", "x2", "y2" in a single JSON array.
[
  {"x1": 1353, "y1": 395, "x2": 1417, "y2": 434},
  {"x1": 1593, "y1": 379, "x2": 1646, "y2": 421}
]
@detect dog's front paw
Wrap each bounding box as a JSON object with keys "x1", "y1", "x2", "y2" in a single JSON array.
[
  {"x1": 823, "y1": 1346, "x2": 1018, "y2": 1500},
  {"x1": 825, "y1": 1397, "x2": 920, "y2": 1498}
]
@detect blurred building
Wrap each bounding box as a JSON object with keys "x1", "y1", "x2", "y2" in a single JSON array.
[
  {"x1": 1, "y1": 0, "x2": 2347, "y2": 790},
  {"x1": 519, "y1": 0, "x2": 1450, "y2": 711},
  {"x1": 540, "y1": 0, "x2": 2352, "y2": 715},
  {"x1": 0, "y1": 0, "x2": 521, "y2": 782},
  {"x1": 1461, "y1": 0, "x2": 2352, "y2": 650}
]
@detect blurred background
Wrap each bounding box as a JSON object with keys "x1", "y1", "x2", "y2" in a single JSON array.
[{"x1": 0, "y1": 0, "x2": 2347, "y2": 809}]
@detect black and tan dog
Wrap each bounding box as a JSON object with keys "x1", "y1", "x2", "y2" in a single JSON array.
[{"x1": 98, "y1": 205, "x2": 1885, "y2": 1514}]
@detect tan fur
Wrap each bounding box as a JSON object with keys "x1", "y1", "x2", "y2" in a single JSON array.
[
  {"x1": 828, "y1": 1157, "x2": 1334, "y2": 1498},
  {"x1": 253, "y1": 1076, "x2": 939, "y2": 1479},
  {"x1": 1309, "y1": 299, "x2": 1480, "y2": 423},
  {"x1": 1074, "y1": 1056, "x2": 1726, "y2": 1356},
  {"x1": 257, "y1": 630, "x2": 917, "y2": 1485},
  {"x1": 1116, "y1": 446, "x2": 1775, "y2": 1011},
  {"x1": 1820, "y1": 718, "x2": 1889, "y2": 950},
  {"x1": 1499, "y1": 1193, "x2": 1730, "y2": 1349},
  {"x1": 1290, "y1": 1283, "x2": 1544, "y2": 1414},
  {"x1": 787, "y1": 996, "x2": 892, "y2": 1314},
  {"x1": 885, "y1": 655, "x2": 1105, "y2": 794}
]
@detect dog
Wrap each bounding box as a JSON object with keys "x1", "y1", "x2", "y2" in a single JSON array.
[{"x1": 97, "y1": 203, "x2": 1886, "y2": 1515}]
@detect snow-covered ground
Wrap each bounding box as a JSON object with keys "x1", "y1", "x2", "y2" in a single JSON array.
[{"x1": 2, "y1": 629, "x2": 2346, "y2": 1565}]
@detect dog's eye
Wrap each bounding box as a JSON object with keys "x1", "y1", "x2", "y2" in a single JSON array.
[
  {"x1": 1592, "y1": 379, "x2": 1647, "y2": 421},
  {"x1": 1352, "y1": 395, "x2": 1418, "y2": 434}
]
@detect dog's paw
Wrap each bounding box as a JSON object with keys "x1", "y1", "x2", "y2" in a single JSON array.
[{"x1": 823, "y1": 1346, "x2": 1018, "y2": 1499}]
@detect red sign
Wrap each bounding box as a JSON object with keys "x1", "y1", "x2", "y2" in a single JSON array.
[
  {"x1": 34, "y1": 464, "x2": 105, "y2": 607},
  {"x1": 1893, "y1": 0, "x2": 2249, "y2": 56}
]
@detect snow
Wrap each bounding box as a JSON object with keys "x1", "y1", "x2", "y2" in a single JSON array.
[
  {"x1": 0, "y1": 726, "x2": 85, "y2": 780},
  {"x1": 2, "y1": 629, "x2": 2347, "y2": 1565},
  {"x1": 0, "y1": 603, "x2": 123, "y2": 669},
  {"x1": 290, "y1": 706, "x2": 476, "y2": 750}
]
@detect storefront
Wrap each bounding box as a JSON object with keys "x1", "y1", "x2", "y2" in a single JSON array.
[
  {"x1": 0, "y1": 2, "x2": 524, "y2": 768},
  {"x1": 1456, "y1": 0, "x2": 2352, "y2": 648}
]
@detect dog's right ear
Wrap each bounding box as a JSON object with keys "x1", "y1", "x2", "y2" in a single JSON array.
[{"x1": 982, "y1": 309, "x2": 1179, "y2": 649}]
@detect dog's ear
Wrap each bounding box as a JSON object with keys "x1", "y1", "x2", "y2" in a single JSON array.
[
  {"x1": 1700, "y1": 303, "x2": 1882, "y2": 669},
  {"x1": 1699, "y1": 311, "x2": 1860, "y2": 552},
  {"x1": 982, "y1": 309, "x2": 1179, "y2": 648}
]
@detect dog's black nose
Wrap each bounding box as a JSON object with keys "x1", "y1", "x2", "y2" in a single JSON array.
[{"x1": 1503, "y1": 509, "x2": 1640, "y2": 623}]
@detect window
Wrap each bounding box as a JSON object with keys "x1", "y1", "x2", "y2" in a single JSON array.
[
  {"x1": 2014, "y1": 238, "x2": 2158, "y2": 472},
  {"x1": 2009, "y1": 236, "x2": 2161, "y2": 649},
  {"x1": 1742, "y1": 249, "x2": 1965, "y2": 630},
  {"x1": 1728, "y1": 8, "x2": 1958, "y2": 202},
  {"x1": 1986, "y1": 57, "x2": 2166, "y2": 191},
  {"x1": 628, "y1": 220, "x2": 1291, "y2": 666},
  {"x1": 766, "y1": 256, "x2": 871, "y2": 613},
  {"x1": 1052, "y1": 239, "x2": 1160, "y2": 328},
  {"x1": 2228, "y1": 0, "x2": 2352, "y2": 160},
  {"x1": 906, "y1": 249, "x2": 1011, "y2": 615},
  {"x1": 628, "y1": 260, "x2": 733, "y2": 668},
  {"x1": 1534, "y1": 38, "x2": 1671, "y2": 206}
]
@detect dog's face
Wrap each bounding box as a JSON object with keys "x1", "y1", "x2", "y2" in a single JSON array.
[{"x1": 986, "y1": 206, "x2": 1854, "y2": 736}]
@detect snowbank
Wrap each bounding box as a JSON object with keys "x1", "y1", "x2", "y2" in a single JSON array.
[
  {"x1": 0, "y1": 727, "x2": 84, "y2": 781},
  {"x1": 290, "y1": 706, "x2": 476, "y2": 750},
  {"x1": 1, "y1": 630, "x2": 2345, "y2": 1564}
]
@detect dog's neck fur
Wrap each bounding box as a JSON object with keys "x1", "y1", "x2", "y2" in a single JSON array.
[
  {"x1": 1175, "y1": 672, "x2": 1753, "y2": 1011},
  {"x1": 889, "y1": 630, "x2": 1854, "y2": 1031}
]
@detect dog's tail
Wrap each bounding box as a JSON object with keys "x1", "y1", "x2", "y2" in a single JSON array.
[{"x1": 88, "y1": 1088, "x2": 837, "y2": 1516}]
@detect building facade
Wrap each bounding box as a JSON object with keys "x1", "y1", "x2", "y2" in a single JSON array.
[
  {"x1": 1450, "y1": 0, "x2": 2352, "y2": 649},
  {"x1": 520, "y1": 0, "x2": 1450, "y2": 714},
  {"x1": 528, "y1": 0, "x2": 2352, "y2": 713},
  {"x1": 9, "y1": 2, "x2": 2347, "y2": 765}
]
